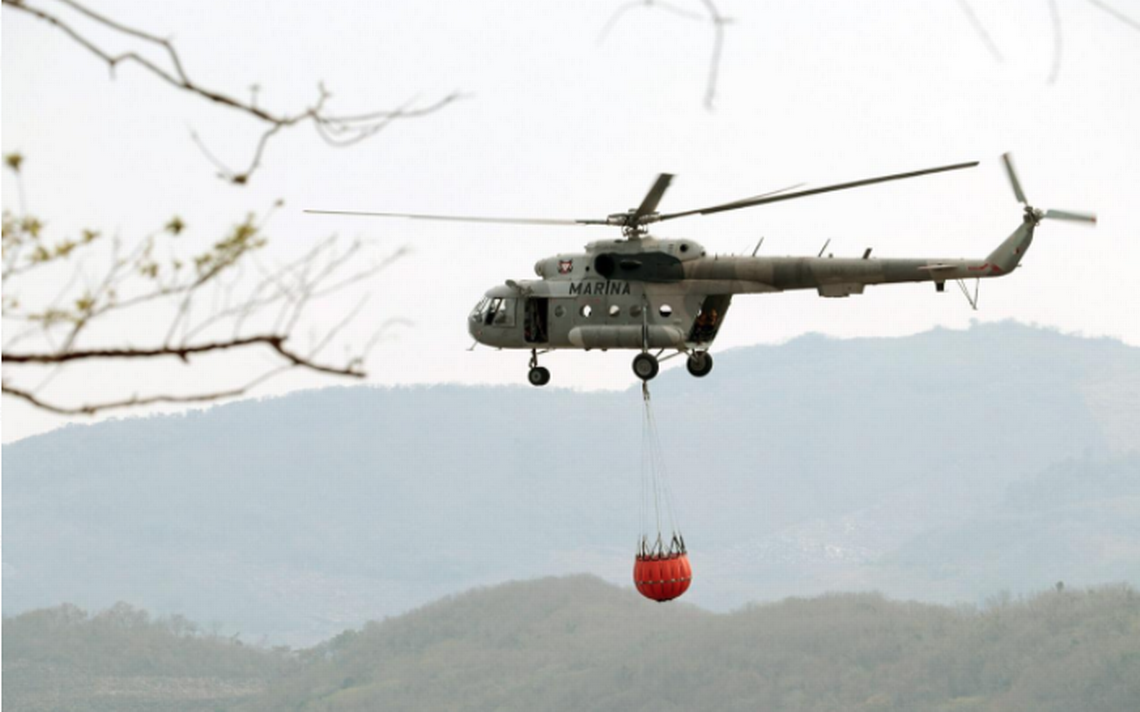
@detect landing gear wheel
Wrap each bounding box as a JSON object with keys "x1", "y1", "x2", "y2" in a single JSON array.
[
  {"x1": 632, "y1": 353, "x2": 660, "y2": 381},
  {"x1": 528, "y1": 366, "x2": 551, "y2": 387},
  {"x1": 686, "y1": 352, "x2": 714, "y2": 378}
]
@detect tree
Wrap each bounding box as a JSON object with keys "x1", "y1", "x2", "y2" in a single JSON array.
[{"x1": 2, "y1": 0, "x2": 457, "y2": 416}]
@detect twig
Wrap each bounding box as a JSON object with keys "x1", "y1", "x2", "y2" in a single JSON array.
[
  {"x1": 956, "y1": 0, "x2": 1003, "y2": 61},
  {"x1": 698, "y1": 0, "x2": 728, "y2": 110},
  {"x1": 3, "y1": 334, "x2": 351, "y2": 373},
  {"x1": 1047, "y1": 0, "x2": 1063, "y2": 84},
  {"x1": 1087, "y1": 0, "x2": 1140, "y2": 32},
  {"x1": 598, "y1": 0, "x2": 729, "y2": 110},
  {"x1": 3, "y1": 365, "x2": 292, "y2": 416}
]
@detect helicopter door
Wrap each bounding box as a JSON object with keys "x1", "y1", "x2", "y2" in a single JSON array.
[
  {"x1": 524, "y1": 297, "x2": 549, "y2": 344},
  {"x1": 689, "y1": 295, "x2": 731, "y2": 343}
]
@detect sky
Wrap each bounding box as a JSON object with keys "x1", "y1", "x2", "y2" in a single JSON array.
[{"x1": 3, "y1": 0, "x2": 1139, "y2": 442}]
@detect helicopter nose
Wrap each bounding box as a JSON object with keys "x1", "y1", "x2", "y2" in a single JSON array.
[{"x1": 468, "y1": 304, "x2": 487, "y2": 344}]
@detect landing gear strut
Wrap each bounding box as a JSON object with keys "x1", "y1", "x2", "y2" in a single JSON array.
[
  {"x1": 633, "y1": 296, "x2": 659, "y2": 381},
  {"x1": 527, "y1": 350, "x2": 550, "y2": 387},
  {"x1": 686, "y1": 351, "x2": 714, "y2": 378},
  {"x1": 632, "y1": 352, "x2": 659, "y2": 381}
]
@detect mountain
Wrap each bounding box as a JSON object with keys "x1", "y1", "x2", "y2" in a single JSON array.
[
  {"x1": 6, "y1": 579, "x2": 1139, "y2": 712},
  {"x1": 4, "y1": 321, "x2": 1139, "y2": 644}
]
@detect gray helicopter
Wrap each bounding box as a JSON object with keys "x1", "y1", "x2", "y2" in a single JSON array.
[{"x1": 308, "y1": 154, "x2": 1094, "y2": 386}]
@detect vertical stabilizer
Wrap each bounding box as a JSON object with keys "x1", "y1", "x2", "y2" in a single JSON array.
[{"x1": 985, "y1": 216, "x2": 1036, "y2": 274}]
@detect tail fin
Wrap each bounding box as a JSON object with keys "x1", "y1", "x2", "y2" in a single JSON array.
[{"x1": 985, "y1": 217, "x2": 1036, "y2": 274}]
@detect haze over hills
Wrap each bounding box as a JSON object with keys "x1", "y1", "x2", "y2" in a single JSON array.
[{"x1": 4, "y1": 321, "x2": 1139, "y2": 644}]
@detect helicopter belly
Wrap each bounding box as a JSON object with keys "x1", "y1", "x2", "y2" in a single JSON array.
[{"x1": 568, "y1": 325, "x2": 687, "y2": 350}]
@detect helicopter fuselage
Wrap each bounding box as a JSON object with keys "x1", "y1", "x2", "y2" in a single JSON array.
[{"x1": 469, "y1": 220, "x2": 1033, "y2": 353}]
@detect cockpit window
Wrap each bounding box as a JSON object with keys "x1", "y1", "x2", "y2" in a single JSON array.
[
  {"x1": 473, "y1": 297, "x2": 518, "y2": 326},
  {"x1": 493, "y1": 298, "x2": 516, "y2": 326},
  {"x1": 483, "y1": 298, "x2": 501, "y2": 325}
]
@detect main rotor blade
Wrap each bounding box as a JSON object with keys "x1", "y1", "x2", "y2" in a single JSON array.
[
  {"x1": 712, "y1": 183, "x2": 807, "y2": 208},
  {"x1": 654, "y1": 161, "x2": 979, "y2": 223},
  {"x1": 1043, "y1": 208, "x2": 1097, "y2": 225},
  {"x1": 633, "y1": 173, "x2": 674, "y2": 221},
  {"x1": 303, "y1": 209, "x2": 608, "y2": 226},
  {"x1": 1002, "y1": 152, "x2": 1028, "y2": 205}
]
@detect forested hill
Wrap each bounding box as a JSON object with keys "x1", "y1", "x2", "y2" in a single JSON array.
[
  {"x1": 2, "y1": 603, "x2": 288, "y2": 712},
  {"x1": 5, "y1": 579, "x2": 1139, "y2": 712},
  {"x1": 4, "y1": 321, "x2": 1140, "y2": 644}
]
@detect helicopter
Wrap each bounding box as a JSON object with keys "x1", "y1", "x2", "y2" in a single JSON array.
[{"x1": 307, "y1": 154, "x2": 1094, "y2": 386}]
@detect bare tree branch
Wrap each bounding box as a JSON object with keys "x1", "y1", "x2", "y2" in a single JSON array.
[
  {"x1": 598, "y1": 0, "x2": 704, "y2": 42},
  {"x1": 2, "y1": 334, "x2": 360, "y2": 374},
  {"x1": 698, "y1": 0, "x2": 728, "y2": 110},
  {"x1": 1047, "y1": 0, "x2": 1063, "y2": 84},
  {"x1": 953, "y1": 0, "x2": 1139, "y2": 84},
  {"x1": 360, "y1": 318, "x2": 414, "y2": 364},
  {"x1": 956, "y1": 0, "x2": 1003, "y2": 61},
  {"x1": 3, "y1": 365, "x2": 292, "y2": 416},
  {"x1": 2, "y1": 0, "x2": 462, "y2": 184},
  {"x1": 599, "y1": 0, "x2": 730, "y2": 110},
  {"x1": 1087, "y1": 0, "x2": 1140, "y2": 32}
]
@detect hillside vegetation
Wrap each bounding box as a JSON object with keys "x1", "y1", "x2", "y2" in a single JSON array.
[
  {"x1": 6, "y1": 578, "x2": 1138, "y2": 712},
  {"x1": 2, "y1": 603, "x2": 290, "y2": 711}
]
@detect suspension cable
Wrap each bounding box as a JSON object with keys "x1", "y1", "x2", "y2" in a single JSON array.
[{"x1": 639, "y1": 382, "x2": 685, "y2": 557}]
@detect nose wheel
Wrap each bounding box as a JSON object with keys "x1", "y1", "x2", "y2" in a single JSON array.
[
  {"x1": 686, "y1": 351, "x2": 714, "y2": 377},
  {"x1": 632, "y1": 352, "x2": 660, "y2": 381},
  {"x1": 528, "y1": 350, "x2": 551, "y2": 387}
]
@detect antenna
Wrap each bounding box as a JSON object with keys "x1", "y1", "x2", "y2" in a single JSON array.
[
  {"x1": 817, "y1": 238, "x2": 831, "y2": 258},
  {"x1": 751, "y1": 236, "x2": 765, "y2": 256}
]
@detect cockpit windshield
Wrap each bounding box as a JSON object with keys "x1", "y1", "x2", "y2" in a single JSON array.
[
  {"x1": 470, "y1": 297, "x2": 489, "y2": 321},
  {"x1": 471, "y1": 296, "x2": 515, "y2": 326}
]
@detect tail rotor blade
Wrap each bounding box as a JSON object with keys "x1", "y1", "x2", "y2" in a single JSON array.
[
  {"x1": 1043, "y1": 208, "x2": 1097, "y2": 225},
  {"x1": 1002, "y1": 152, "x2": 1028, "y2": 205}
]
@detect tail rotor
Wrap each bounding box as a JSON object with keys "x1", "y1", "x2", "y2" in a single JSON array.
[{"x1": 1001, "y1": 152, "x2": 1097, "y2": 227}]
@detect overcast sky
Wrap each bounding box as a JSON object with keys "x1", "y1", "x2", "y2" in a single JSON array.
[{"x1": 3, "y1": 0, "x2": 1139, "y2": 442}]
